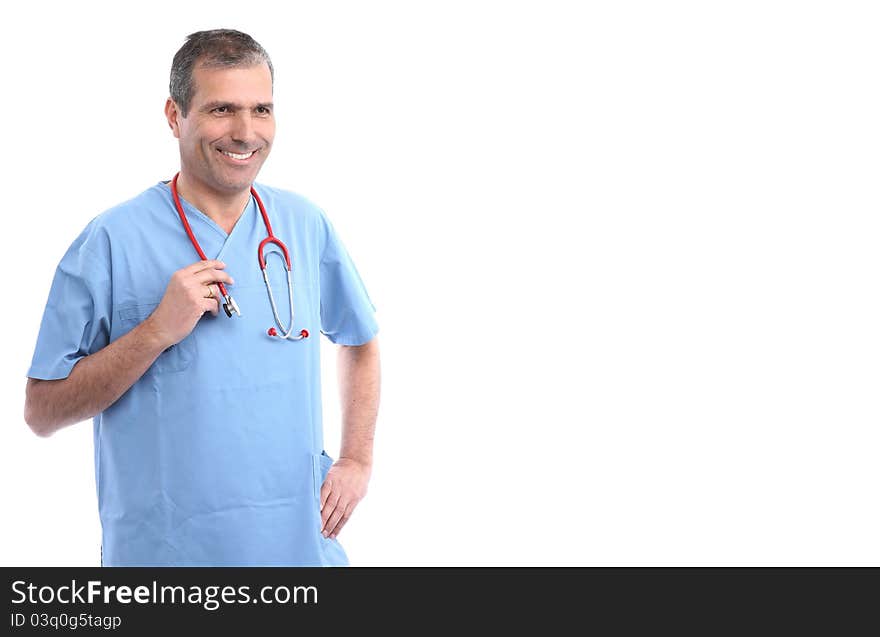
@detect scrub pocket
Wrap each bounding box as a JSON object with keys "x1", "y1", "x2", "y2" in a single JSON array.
[
  {"x1": 117, "y1": 302, "x2": 194, "y2": 374},
  {"x1": 312, "y1": 450, "x2": 335, "y2": 500}
]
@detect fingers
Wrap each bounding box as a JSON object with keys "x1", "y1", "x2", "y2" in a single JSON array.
[
  {"x1": 320, "y1": 488, "x2": 342, "y2": 537},
  {"x1": 194, "y1": 268, "x2": 235, "y2": 287},
  {"x1": 203, "y1": 286, "x2": 220, "y2": 317},
  {"x1": 320, "y1": 480, "x2": 357, "y2": 540},
  {"x1": 175, "y1": 261, "x2": 234, "y2": 296},
  {"x1": 199, "y1": 298, "x2": 220, "y2": 317},
  {"x1": 321, "y1": 496, "x2": 353, "y2": 539},
  {"x1": 185, "y1": 259, "x2": 226, "y2": 275},
  {"x1": 331, "y1": 505, "x2": 353, "y2": 538}
]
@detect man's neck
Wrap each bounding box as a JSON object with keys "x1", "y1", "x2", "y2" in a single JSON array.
[{"x1": 174, "y1": 172, "x2": 251, "y2": 235}]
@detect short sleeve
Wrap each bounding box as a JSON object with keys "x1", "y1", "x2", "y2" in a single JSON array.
[
  {"x1": 27, "y1": 226, "x2": 112, "y2": 380},
  {"x1": 318, "y1": 210, "x2": 379, "y2": 345}
]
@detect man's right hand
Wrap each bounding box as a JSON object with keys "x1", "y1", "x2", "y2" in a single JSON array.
[{"x1": 145, "y1": 259, "x2": 235, "y2": 347}]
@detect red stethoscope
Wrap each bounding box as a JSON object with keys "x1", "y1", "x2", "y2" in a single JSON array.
[{"x1": 170, "y1": 172, "x2": 308, "y2": 340}]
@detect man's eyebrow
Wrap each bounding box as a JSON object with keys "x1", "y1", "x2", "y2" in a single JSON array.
[{"x1": 200, "y1": 101, "x2": 274, "y2": 111}]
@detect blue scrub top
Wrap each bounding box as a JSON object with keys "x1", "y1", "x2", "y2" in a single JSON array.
[{"x1": 27, "y1": 181, "x2": 379, "y2": 566}]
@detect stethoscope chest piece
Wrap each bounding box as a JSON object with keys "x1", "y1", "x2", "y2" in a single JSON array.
[{"x1": 222, "y1": 296, "x2": 241, "y2": 318}]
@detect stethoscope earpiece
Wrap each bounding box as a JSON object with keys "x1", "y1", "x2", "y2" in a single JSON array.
[{"x1": 267, "y1": 327, "x2": 309, "y2": 339}]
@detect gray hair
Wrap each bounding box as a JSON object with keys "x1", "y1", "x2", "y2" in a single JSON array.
[{"x1": 170, "y1": 29, "x2": 274, "y2": 117}]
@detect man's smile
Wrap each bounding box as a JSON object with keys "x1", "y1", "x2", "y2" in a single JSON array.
[{"x1": 217, "y1": 148, "x2": 259, "y2": 162}]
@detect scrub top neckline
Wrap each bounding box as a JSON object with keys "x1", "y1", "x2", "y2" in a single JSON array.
[{"x1": 157, "y1": 180, "x2": 255, "y2": 242}]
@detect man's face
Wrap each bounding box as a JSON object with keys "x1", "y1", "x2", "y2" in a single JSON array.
[{"x1": 166, "y1": 62, "x2": 274, "y2": 194}]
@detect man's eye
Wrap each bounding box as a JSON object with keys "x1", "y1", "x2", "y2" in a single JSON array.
[
  {"x1": 213, "y1": 106, "x2": 229, "y2": 114},
  {"x1": 256, "y1": 107, "x2": 271, "y2": 115}
]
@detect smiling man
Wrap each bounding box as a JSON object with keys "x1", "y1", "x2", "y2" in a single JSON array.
[
  {"x1": 167, "y1": 48, "x2": 275, "y2": 233},
  {"x1": 24, "y1": 30, "x2": 381, "y2": 567}
]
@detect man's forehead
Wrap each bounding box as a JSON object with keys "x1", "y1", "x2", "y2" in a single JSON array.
[{"x1": 191, "y1": 63, "x2": 273, "y2": 100}]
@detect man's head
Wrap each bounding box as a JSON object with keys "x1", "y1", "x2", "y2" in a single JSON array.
[{"x1": 165, "y1": 29, "x2": 275, "y2": 196}]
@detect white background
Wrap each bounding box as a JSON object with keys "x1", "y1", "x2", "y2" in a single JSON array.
[{"x1": 1, "y1": 0, "x2": 878, "y2": 566}]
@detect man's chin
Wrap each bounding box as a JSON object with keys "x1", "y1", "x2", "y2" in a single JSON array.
[{"x1": 213, "y1": 170, "x2": 262, "y2": 193}]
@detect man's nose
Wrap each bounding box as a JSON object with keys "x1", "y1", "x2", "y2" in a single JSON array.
[{"x1": 230, "y1": 112, "x2": 256, "y2": 144}]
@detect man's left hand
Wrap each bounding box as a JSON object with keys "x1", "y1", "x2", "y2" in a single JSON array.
[{"x1": 320, "y1": 457, "x2": 371, "y2": 539}]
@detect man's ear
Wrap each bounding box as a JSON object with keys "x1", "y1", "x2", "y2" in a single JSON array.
[{"x1": 164, "y1": 98, "x2": 182, "y2": 139}]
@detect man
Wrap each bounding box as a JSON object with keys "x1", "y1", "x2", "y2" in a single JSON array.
[{"x1": 23, "y1": 29, "x2": 380, "y2": 567}]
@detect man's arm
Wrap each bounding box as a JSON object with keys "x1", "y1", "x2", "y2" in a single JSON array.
[
  {"x1": 24, "y1": 318, "x2": 171, "y2": 437},
  {"x1": 338, "y1": 335, "x2": 381, "y2": 467},
  {"x1": 319, "y1": 335, "x2": 381, "y2": 539},
  {"x1": 24, "y1": 259, "x2": 233, "y2": 437}
]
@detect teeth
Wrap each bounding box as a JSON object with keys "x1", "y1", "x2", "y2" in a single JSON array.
[{"x1": 221, "y1": 150, "x2": 254, "y2": 160}]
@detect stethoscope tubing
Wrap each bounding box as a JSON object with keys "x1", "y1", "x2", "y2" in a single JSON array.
[{"x1": 169, "y1": 172, "x2": 308, "y2": 340}]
